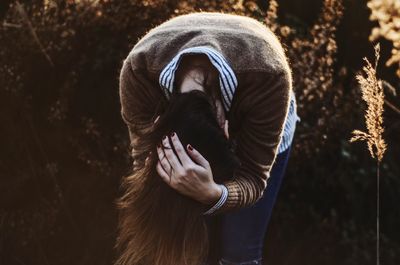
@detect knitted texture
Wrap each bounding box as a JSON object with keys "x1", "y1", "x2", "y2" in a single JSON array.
[{"x1": 119, "y1": 12, "x2": 292, "y2": 215}]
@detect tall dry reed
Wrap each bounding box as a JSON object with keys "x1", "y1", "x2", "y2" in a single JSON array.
[{"x1": 350, "y1": 43, "x2": 387, "y2": 265}]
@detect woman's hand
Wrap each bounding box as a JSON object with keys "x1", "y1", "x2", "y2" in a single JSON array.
[{"x1": 156, "y1": 131, "x2": 222, "y2": 206}]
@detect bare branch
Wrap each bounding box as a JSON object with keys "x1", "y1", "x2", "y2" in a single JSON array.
[{"x1": 15, "y1": 1, "x2": 54, "y2": 67}]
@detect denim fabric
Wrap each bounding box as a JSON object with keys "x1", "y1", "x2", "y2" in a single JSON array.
[{"x1": 204, "y1": 140, "x2": 294, "y2": 265}]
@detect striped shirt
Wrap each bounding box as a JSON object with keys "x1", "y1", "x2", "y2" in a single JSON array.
[{"x1": 159, "y1": 46, "x2": 301, "y2": 154}]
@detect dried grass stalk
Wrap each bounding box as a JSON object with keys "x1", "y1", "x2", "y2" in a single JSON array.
[
  {"x1": 350, "y1": 43, "x2": 387, "y2": 265},
  {"x1": 350, "y1": 43, "x2": 387, "y2": 162}
]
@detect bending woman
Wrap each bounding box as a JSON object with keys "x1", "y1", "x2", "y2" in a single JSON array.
[{"x1": 117, "y1": 12, "x2": 300, "y2": 265}]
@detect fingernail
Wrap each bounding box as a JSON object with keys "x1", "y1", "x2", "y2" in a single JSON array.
[
  {"x1": 170, "y1": 131, "x2": 175, "y2": 137},
  {"x1": 187, "y1": 144, "x2": 193, "y2": 151}
]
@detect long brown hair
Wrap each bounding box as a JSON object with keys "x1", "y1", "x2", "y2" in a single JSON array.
[{"x1": 114, "y1": 90, "x2": 240, "y2": 265}]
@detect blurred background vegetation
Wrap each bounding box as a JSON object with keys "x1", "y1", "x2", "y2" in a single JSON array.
[{"x1": 0, "y1": 0, "x2": 399, "y2": 264}]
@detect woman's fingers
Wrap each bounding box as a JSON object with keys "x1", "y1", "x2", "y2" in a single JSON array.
[
  {"x1": 169, "y1": 132, "x2": 193, "y2": 166},
  {"x1": 157, "y1": 145, "x2": 172, "y2": 176},
  {"x1": 161, "y1": 134, "x2": 184, "y2": 173},
  {"x1": 156, "y1": 160, "x2": 171, "y2": 184},
  {"x1": 186, "y1": 144, "x2": 210, "y2": 169}
]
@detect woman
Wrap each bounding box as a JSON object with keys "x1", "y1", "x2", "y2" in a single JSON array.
[{"x1": 118, "y1": 12, "x2": 300, "y2": 265}]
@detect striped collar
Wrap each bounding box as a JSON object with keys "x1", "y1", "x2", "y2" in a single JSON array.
[{"x1": 159, "y1": 46, "x2": 238, "y2": 112}]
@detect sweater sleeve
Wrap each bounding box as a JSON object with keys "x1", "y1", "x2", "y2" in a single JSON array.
[
  {"x1": 119, "y1": 58, "x2": 164, "y2": 170},
  {"x1": 209, "y1": 70, "x2": 292, "y2": 215}
]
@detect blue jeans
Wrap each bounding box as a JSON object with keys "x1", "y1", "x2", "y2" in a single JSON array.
[{"x1": 204, "y1": 144, "x2": 293, "y2": 265}]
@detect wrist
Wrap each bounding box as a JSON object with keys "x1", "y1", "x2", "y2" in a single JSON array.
[
  {"x1": 204, "y1": 183, "x2": 223, "y2": 206},
  {"x1": 202, "y1": 184, "x2": 228, "y2": 215}
]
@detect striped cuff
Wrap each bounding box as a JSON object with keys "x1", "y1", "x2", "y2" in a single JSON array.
[{"x1": 202, "y1": 184, "x2": 228, "y2": 215}]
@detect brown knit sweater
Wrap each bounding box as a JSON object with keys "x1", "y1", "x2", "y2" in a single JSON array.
[{"x1": 118, "y1": 12, "x2": 292, "y2": 215}]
